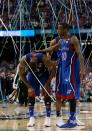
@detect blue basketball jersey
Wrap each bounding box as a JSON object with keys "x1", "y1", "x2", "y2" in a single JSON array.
[
  {"x1": 26, "y1": 53, "x2": 50, "y2": 97},
  {"x1": 56, "y1": 35, "x2": 81, "y2": 99},
  {"x1": 26, "y1": 53, "x2": 49, "y2": 77},
  {"x1": 26, "y1": 53, "x2": 43, "y2": 61}
]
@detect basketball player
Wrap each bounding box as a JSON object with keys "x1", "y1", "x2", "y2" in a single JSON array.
[
  {"x1": 19, "y1": 52, "x2": 56, "y2": 127},
  {"x1": 35, "y1": 23, "x2": 85, "y2": 128}
]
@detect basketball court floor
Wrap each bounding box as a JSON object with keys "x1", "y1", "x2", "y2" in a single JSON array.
[{"x1": 0, "y1": 101, "x2": 92, "y2": 131}]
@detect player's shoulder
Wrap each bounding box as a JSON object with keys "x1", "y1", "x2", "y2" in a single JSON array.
[
  {"x1": 23, "y1": 55, "x2": 27, "y2": 61},
  {"x1": 71, "y1": 35, "x2": 78, "y2": 41},
  {"x1": 50, "y1": 39, "x2": 56, "y2": 46},
  {"x1": 19, "y1": 55, "x2": 26, "y2": 62},
  {"x1": 19, "y1": 55, "x2": 26, "y2": 66},
  {"x1": 70, "y1": 35, "x2": 79, "y2": 44}
]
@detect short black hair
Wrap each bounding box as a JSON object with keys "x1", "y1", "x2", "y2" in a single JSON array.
[
  {"x1": 58, "y1": 22, "x2": 71, "y2": 30},
  {"x1": 62, "y1": 23, "x2": 70, "y2": 30}
]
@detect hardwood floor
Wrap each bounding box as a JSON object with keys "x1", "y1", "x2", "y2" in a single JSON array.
[{"x1": 0, "y1": 102, "x2": 92, "y2": 131}]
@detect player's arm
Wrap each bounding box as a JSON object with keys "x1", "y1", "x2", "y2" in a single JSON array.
[
  {"x1": 35, "y1": 41, "x2": 61, "y2": 54},
  {"x1": 46, "y1": 61, "x2": 56, "y2": 85},
  {"x1": 49, "y1": 39, "x2": 57, "y2": 55},
  {"x1": 71, "y1": 36, "x2": 85, "y2": 79},
  {"x1": 43, "y1": 56, "x2": 56, "y2": 93},
  {"x1": 19, "y1": 56, "x2": 32, "y2": 88}
]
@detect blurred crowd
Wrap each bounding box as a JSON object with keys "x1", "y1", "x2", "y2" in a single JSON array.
[
  {"x1": 0, "y1": 0, "x2": 92, "y2": 30},
  {"x1": 0, "y1": 61, "x2": 15, "y2": 99}
]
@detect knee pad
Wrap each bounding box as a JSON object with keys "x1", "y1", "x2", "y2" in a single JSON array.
[
  {"x1": 44, "y1": 97, "x2": 51, "y2": 106},
  {"x1": 28, "y1": 97, "x2": 35, "y2": 106}
]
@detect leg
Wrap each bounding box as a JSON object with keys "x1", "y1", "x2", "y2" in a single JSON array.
[
  {"x1": 27, "y1": 72, "x2": 40, "y2": 127},
  {"x1": 56, "y1": 96, "x2": 64, "y2": 127},
  {"x1": 60, "y1": 99, "x2": 77, "y2": 128},
  {"x1": 40, "y1": 71, "x2": 51, "y2": 126},
  {"x1": 22, "y1": 85, "x2": 28, "y2": 106},
  {"x1": 56, "y1": 96, "x2": 61, "y2": 116},
  {"x1": 44, "y1": 96, "x2": 51, "y2": 127},
  {"x1": 55, "y1": 66, "x2": 64, "y2": 126},
  {"x1": 18, "y1": 86, "x2": 24, "y2": 106},
  {"x1": 27, "y1": 97, "x2": 35, "y2": 127},
  {"x1": 69, "y1": 99, "x2": 76, "y2": 117},
  {"x1": 76, "y1": 100, "x2": 85, "y2": 126}
]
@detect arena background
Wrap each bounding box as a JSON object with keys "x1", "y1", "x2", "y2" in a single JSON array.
[{"x1": 0, "y1": 0, "x2": 92, "y2": 131}]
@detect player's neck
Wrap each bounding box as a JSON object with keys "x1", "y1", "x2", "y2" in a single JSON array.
[{"x1": 63, "y1": 33, "x2": 70, "y2": 40}]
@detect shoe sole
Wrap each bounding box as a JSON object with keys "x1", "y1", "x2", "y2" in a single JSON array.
[
  {"x1": 56, "y1": 124, "x2": 64, "y2": 127},
  {"x1": 56, "y1": 124, "x2": 60, "y2": 127},
  {"x1": 78, "y1": 124, "x2": 85, "y2": 126},
  {"x1": 44, "y1": 125, "x2": 51, "y2": 127},
  {"x1": 60, "y1": 126, "x2": 85, "y2": 130},
  {"x1": 27, "y1": 124, "x2": 35, "y2": 127}
]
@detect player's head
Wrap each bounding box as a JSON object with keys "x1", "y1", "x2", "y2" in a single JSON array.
[
  {"x1": 61, "y1": 23, "x2": 70, "y2": 30},
  {"x1": 59, "y1": 22, "x2": 70, "y2": 37}
]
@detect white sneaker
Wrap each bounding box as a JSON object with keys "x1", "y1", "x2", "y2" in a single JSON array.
[
  {"x1": 27, "y1": 117, "x2": 35, "y2": 127},
  {"x1": 40, "y1": 96, "x2": 44, "y2": 103},
  {"x1": 56, "y1": 117, "x2": 64, "y2": 127},
  {"x1": 76, "y1": 117, "x2": 85, "y2": 126},
  {"x1": 44, "y1": 117, "x2": 51, "y2": 127}
]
